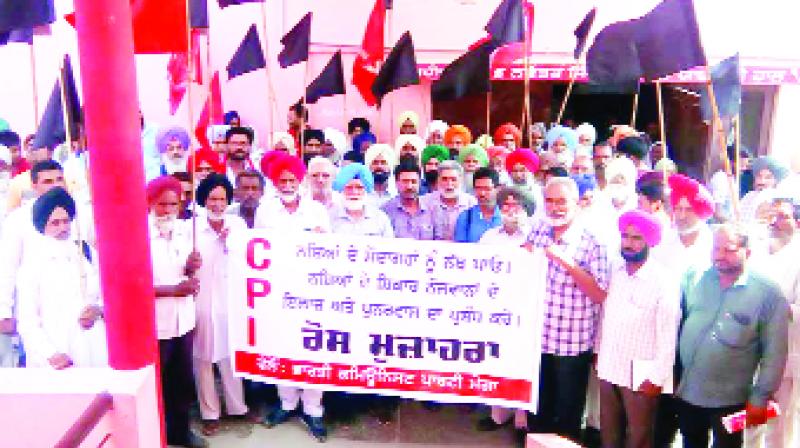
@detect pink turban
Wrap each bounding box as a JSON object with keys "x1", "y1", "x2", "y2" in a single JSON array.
[
  {"x1": 266, "y1": 153, "x2": 306, "y2": 184},
  {"x1": 668, "y1": 174, "x2": 714, "y2": 220},
  {"x1": 259, "y1": 150, "x2": 286, "y2": 176},
  {"x1": 505, "y1": 149, "x2": 540, "y2": 174},
  {"x1": 619, "y1": 210, "x2": 662, "y2": 247},
  {"x1": 146, "y1": 175, "x2": 183, "y2": 205}
]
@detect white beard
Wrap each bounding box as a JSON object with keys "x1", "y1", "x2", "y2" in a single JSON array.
[
  {"x1": 279, "y1": 192, "x2": 299, "y2": 204},
  {"x1": 161, "y1": 155, "x2": 188, "y2": 175},
  {"x1": 207, "y1": 209, "x2": 226, "y2": 221},
  {"x1": 544, "y1": 214, "x2": 572, "y2": 228},
  {"x1": 153, "y1": 213, "x2": 178, "y2": 237},
  {"x1": 344, "y1": 197, "x2": 365, "y2": 211}
]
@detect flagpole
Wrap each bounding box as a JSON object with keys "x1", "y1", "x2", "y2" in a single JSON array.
[
  {"x1": 185, "y1": 0, "x2": 198, "y2": 250},
  {"x1": 704, "y1": 66, "x2": 739, "y2": 221},
  {"x1": 58, "y1": 61, "x2": 87, "y2": 298},
  {"x1": 630, "y1": 90, "x2": 639, "y2": 128},
  {"x1": 29, "y1": 42, "x2": 40, "y2": 130},
  {"x1": 486, "y1": 91, "x2": 491, "y2": 136},
  {"x1": 556, "y1": 74, "x2": 576, "y2": 126},
  {"x1": 206, "y1": 31, "x2": 214, "y2": 132},
  {"x1": 301, "y1": 59, "x2": 310, "y2": 161},
  {"x1": 655, "y1": 80, "x2": 667, "y2": 183},
  {"x1": 734, "y1": 113, "x2": 741, "y2": 206},
  {"x1": 387, "y1": 7, "x2": 395, "y2": 144},
  {"x1": 522, "y1": 18, "x2": 532, "y2": 146},
  {"x1": 260, "y1": 2, "x2": 278, "y2": 150}
]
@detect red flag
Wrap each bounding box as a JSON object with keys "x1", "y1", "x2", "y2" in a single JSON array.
[
  {"x1": 352, "y1": 0, "x2": 385, "y2": 106},
  {"x1": 167, "y1": 30, "x2": 204, "y2": 115},
  {"x1": 66, "y1": 0, "x2": 188, "y2": 54},
  {"x1": 195, "y1": 72, "x2": 224, "y2": 150}
]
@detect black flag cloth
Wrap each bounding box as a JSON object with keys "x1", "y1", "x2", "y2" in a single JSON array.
[
  {"x1": 306, "y1": 51, "x2": 345, "y2": 104},
  {"x1": 573, "y1": 8, "x2": 596, "y2": 59},
  {"x1": 586, "y1": 19, "x2": 643, "y2": 88},
  {"x1": 0, "y1": 0, "x2": 54, "y2": 34},
  {"x1": 278, "y1": 12, "x2": 312, "y2": 68},
  {"x1": 431, "y1": 40, "x2": 499, "y2": 101},
  {"x1": 701, "y1": 54, "x2": 741, "y2": 121},
  {"x1": 635, "y1": 0, "x2": 707, "y2": 80},
  {"x1": 484, "y1": 0, "x2": 525, "y2": 46},
  {"x1": 33, "y1": 55, "x2": 82, "y2": 150},
  {"x1": 371, "y1": 32, "x2": 419, "y2": 106},
  {"x1": 226, "y1": 25, "x2": 267, "y2": 79}
]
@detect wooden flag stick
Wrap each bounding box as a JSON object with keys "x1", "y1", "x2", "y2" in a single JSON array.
[
  {"x1": 59, "y1": 61, "x2": 87, "y2": 297},
  {"x1": 630, "y1": 91, "x2": 639, "y2": 128},
  {"x1": 30, "y1": 42, "x2": 40, "y2": 130},
  {"x1": 556, "y1": 74, "x2": 576, "y2": 125},
  {"x1": 655, "y1": 80, "x2": 667, "y2": 182},
  {"x1": 184, "y1": 0, "x2": 197, "y2": 249},
  {"x1": 522, "y1": 27, "x2": 532, "y2": 146},
  {"x1": 704, "y1": 66, "x2": 739, "y2": 221},
  {"x1": 260, "y1": 2, "x2": 278, "y2": 150},
  {"x1": 301, "y1": 59, "x2": 310, "y2": 161},
  {"x1": 206, "y1": 31, "x2": 214, "y2": 130},
  {"x1": 486, "y1": 91, "x2": 492, "y2": 136}
]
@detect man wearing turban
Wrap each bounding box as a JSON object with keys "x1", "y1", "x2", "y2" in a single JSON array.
[
  {"x1": 444, "y1": 125, "x2": 473, "y2": 160},
  {"x1": 425, "y1": 120, "x2": 448, "y2": 146},
  {"x1": 192, "y1": 174, "x2": 249, "y2": 436},
  {"x1": 458, "y1": 144, "x2": 489, "y2": 194},
  {"x1": 146, "y1": 175, "x2": 206, "y2": 447},
  {"x1": 740, "y1": 156, "x2": 789, "y2": 224},
  {"x1": 398, "y1": 110, "x2": 420, "y2": 135},
  {"x1": 420, "y1": 144, "x2": 450, "y2": 194},
  {"x1": 156, "y1": 126, "x2": 192, "y2": 176},
  {"x1": 494, "y1": 123, "x2": 522, "y2": 151},
  {"x1": 364, "y1": 143, "x2": 398, "y2": 208},
  {"x1": 187, "y1": 148, "x2": 224, "y2": 184},
  {"x1": 305, "y1": 156, "x2": 341, "y2": 211},
  {"x1": 395, "y1": 134, "x2": 425, "y2": 163},
  {"x1": 0, "y1": 160, "x2": 69, "y2": 367},
  {"x1": 505, "y1": 149, "x2": 541, "y2": 216},
  {"x1": 344, "y1": 131, "x2": 377, "y2": 165},
  {"x1": 206, "y1": 125, "x2": 231, "y2": 163},
  {"x1": 330, "y1": 163, "x2": 393, "y2": 237},
  {"x1": 16, "y1": 187, "x2": 107, "y2": 370},
  {"x1": 596, "y1": 210, "x2": 680, "y2": 448}
]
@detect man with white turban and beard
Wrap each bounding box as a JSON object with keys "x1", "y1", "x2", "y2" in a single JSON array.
[
  {"x1": 395, "y1": 134, "x2": 425, "y2": 163},
  {"x1": 305, "y1": 156, "x2": 341, "y2": 210},
  {"x1": 425, "y1": 120, "x2": 448, "y2": 146},
  {"x1": 364, "y1": 143, "x2": 397, "y2": 209},
  {"x1": 207, "y1": 125, "x2": 230, "y2": 164},
  {"x1": 156, "y1": 127, "x2": 191, "y2": 176},
  {"x1": 17, "y1": 187, "x2": 107, "y2": 369}
]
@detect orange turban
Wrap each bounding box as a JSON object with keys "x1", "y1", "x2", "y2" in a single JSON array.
[{"x1": 444, "y1": 125, "x2": 473, "y2": 146}]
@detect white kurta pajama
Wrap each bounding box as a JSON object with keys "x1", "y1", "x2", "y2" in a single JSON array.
[
  {"x1": 193, "y1": 214, "x2": 248, "y2": 420},
  {"x1": 16, "y1": 234, "x2": 107, "y2": 367},
  {"x1": 253, "y1": 197, "x2": 330, "y2": 418}
]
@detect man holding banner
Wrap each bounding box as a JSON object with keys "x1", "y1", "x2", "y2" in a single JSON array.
[{"x1": 524, "y1": 176, "x2": 609, "y2": 442}]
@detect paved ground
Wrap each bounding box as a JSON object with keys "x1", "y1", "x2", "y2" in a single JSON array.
[{"x1": 203, "y1": 401, "x2": 521, "y2": 448}]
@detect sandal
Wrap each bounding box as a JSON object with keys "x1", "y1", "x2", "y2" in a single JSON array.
[{"x1": 201, "y1": 420, "x2": 221, "y2": 437}]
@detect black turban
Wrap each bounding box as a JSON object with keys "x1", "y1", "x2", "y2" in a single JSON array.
[
  {"x1": 617, "y1": 136, "x2": 649, "y2": 160},
  {"x1": 196, "y1": 172, "x2": 234, "y2": 207},
  {"x1": 32, "y1": 187, "x2": 75, "y2": 234}
]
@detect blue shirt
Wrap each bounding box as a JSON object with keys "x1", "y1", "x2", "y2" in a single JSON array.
[{"x1": 453, "y1": 205, "x2": 501, "y2": 243}]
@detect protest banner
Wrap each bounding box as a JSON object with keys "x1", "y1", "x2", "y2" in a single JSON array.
[{"x1": 228, "y1": 230, "x2": 546, "y2": 411}]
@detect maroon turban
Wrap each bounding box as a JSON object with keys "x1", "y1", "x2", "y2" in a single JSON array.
[
  {"x1": 146, "y1": 175, "x2": 183, "y2": 205},
  {"x1": 619, "y1": 209, "x2": 662, "y2": 247},
  {"x1": 266, "y1": 153, "x2": 306, "y2": 184},
  {"x1": 505, "y1": 149, "x2": 540, "y2": 174},
  {"x1": 668, "y1": 174, "x2": 714, "y2": 220}
]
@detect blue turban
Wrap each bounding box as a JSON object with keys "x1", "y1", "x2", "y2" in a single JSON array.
[
  {"x1": 32, "y1": 187, "x2": 76, "y2": 234},
  {"x1": 571, "y1": 173, "x2": 598, "y2": 198},
  {"x1": 224, "y1": 110, "x2": 240, "y2": 125},
  {"x1": 352, "y1": 131, "x2": 377, "y2": 153},
  {"x1": 333, "y1": 163, "x2": 375, "y2": 193},
  {"x1": 751, "y1": 156, "x2": 789, "y2": 183},
  {"x1": 156, "y1": 126, "x2": 190, "y2": 153},
  {"x1": 545, "y1": 125, "x2": 578, "y2": 151}
]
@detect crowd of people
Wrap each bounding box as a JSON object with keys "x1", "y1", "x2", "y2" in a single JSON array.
[{"x1": 0, "y1": 104, "x2": 796, "y2": 448}]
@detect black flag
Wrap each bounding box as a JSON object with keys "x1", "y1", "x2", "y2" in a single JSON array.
[
  {"x1": 306, "y1": 51, "x2": 345, "y2": 104},
  {"x1": 226, "y1": 25, "x2": 266, "y2": 79},
  {"x1": 371, "y1": 32, "x2": 420, "y2": 106},
  {"x1": 33, "y1": 55, "x2": 82, "y2": 150},
  {"x1": 278, "y1": 12, "x2": 312, "y2": 68},
  {"x1": 485, "y1": 0, "x2": 525, "y2": 46},
  {"x1": 431, "y1": 40, "x2": 499, "y2": 101}
]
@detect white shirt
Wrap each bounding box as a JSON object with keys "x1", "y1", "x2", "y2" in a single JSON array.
[
  {"x1": 650, "y1": 224, "x2": 713, "y2": 282},
  {"x1": 253, "y1": 196, "x2": 331, "y2": 233},
  {"x1": 194, "y1": 214, "x2": 247, "y2": 362},
  {"x1": 16, "y1": 234, "x2": 107, "y2": 367},
  {"x1": 329, "y1": 204, "x2": 395, "y2": 238},
  {"x1": 479, "y1": 224, "x2": 529, "y2": 246},
  {"x1": 751, "y1": 237, "x2": 800, "y2": 378},
  {"x1": 150, "y1": 216, "x2": 196, "y2": 340},
  {"x1": 596, "y1": 260, "x2": 680, "y2": 389}
]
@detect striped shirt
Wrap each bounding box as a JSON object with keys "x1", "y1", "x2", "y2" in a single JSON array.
[
  {"x1": 596, "y1": 260, "x2": 681, "y2": 389},
  {"x1": 526, "y1": 219, "x2": 609, "y2": 356}
]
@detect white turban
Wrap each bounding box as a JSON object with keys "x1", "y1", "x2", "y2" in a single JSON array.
[
  {"x1": 605, "y1": 156, "x2": 638, "y2": 187},
  {"x1": 323, "y1": 127, "x2": 347, "y2": 154},
  {"x1": 272, "y1": 131, "x2": 297, "y2": 156},
  {"x1": 425, "y1": 120, "x2": 449, "y2": 140},
  {"x1": 0, "y1": 145, "x2": 10, "y2": 166},
  {"x1": 394, "y1": 134, "x2": 425, "y2": 162},
  {"x1": 575, "y1": 123, "x2": 597, "y2": 145},
  {"x1": 206, "y1": 125, "x2": 230, "y2": 143},
  {"x1": 397, "y1": 110, "x2": 420, "y2": 131},
  {"x1": 364, "y1": 143, "x2": 397, "y2": 168}
]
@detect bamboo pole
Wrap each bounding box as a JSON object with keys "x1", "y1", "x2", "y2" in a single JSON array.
[
  {"x1": 630, "y1": 91, "x2": 639, "y2": 128},
  {"x1": 556, "y1": 75, "x2": 576, "y2": 125},
  {"x1": 29, "y1": 42, "x2": 40, "y2": 130},
  {"x1": 705, "y1": 66, "x2": 739, "y2": 221},
  {"x1": 655, "y1": 81, "x2": 667, "y2": 183},
  {"x1": 185, "y1": 0, "x2": 197, "y2": 249},
  {"x1": 486, "y1": 91, "x2": 492, "y2": 136},
  {"x1": 260, "y1": 2, "x2": 278, "y2": 150},
  {"x1": 522, "y1": 27, "x2": 532, "y2": 146}
]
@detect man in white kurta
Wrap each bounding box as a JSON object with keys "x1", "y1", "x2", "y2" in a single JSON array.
[
  {"x1": 16, "y1": 187, "x2": 106, "y2": 368},
  {"x1": 0, "y1": 160, "x2": 68, "y2": 367},
  {"x1": 596, "y1": 210, "x2": 680, "y2": 448},
  {"x1": 192, "y1": 173, "x2": 249, "y2": 435},
  {"x1": 255, "y1": 154, "x2": 330, "y2": 442},
  {"x1": 748, "y1": 197, "x2": 800, "y2": 448}
]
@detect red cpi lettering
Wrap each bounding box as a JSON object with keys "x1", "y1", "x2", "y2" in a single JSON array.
[
  {"x1": 247, "y1": 238, "x2": 271, "y2": 270},
  {"x1": 247, "y1": 278, "x2": 271, "y2": 308}
]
